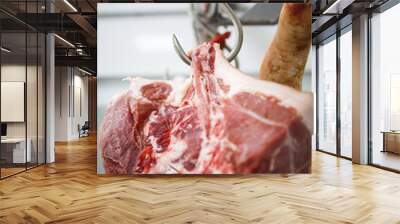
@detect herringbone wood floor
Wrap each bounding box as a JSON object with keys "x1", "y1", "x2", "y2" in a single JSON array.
[{"x1": 0, "y1": 135, "x2": 400, "y2": 224}]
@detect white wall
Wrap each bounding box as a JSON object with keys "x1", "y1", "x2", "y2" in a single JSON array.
[
  {"x1": 55, "y1": 67, "x2": 89, "y2": 141},
  {"x1": 72, "y1": 73, "x2": 89, "y2": 138},
  {"x1": 1, "y1": 65, "x2": 26, "y2": 134},
  {"x1": 55, "y1": 67, "x2": 69, "y2": 141},
  {"x1": 98, "y1": 3, "x2": 311, "y2": 79},
  {"x1": 1, "y1": 65, "x2": 37, "y2": 138},
  {"x1": 1, "y1": 63, "x2": 46, "y2": 164}
]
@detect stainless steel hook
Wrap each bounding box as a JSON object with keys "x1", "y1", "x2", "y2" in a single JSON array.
[{"x1": 172, "y1": 3, "x2": 243, "y2": 65}]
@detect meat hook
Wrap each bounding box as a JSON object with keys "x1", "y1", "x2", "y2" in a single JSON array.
[{"x1": 172, "y1": 3, "x2": 243, "y2": 65}]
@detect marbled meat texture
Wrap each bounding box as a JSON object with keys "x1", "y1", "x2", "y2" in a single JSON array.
[{"x1": 100, "y1": 43, "x2": 313, "y2": 174}]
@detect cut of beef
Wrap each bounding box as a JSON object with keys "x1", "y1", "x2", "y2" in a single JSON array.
[
  {"x1": 100, "y1": 43, "x2": 313, "y2": 174},
  {"x1": 101, "y1": 81, "x2": 172, "y2": 174}
]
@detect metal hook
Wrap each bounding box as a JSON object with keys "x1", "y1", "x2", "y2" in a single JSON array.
[{"x1": 172, "y1": 3, "x2": 243, "y2": 65}]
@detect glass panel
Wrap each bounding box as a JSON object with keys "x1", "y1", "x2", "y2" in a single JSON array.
[
  {"x1": 1, "y1": 31, "x2": 27, "y2": 177},
  {"x1": 371, "y1": 4, "x2": 400, "y2": 171},
  {"x1": 26, "y1": 0, "x2": 39, "y2": 169},
  {"x1": 318, "y1": 37, "x2": 337, "y2": 154},
  {"x1": 0, "y1": 1, "x2": 46, "y2": 178},
  {"x1": 27, "y1": 31, "x2": 38, "y2": 169},
  {"x1": 340, "y1": 29, "x2": 352, "y2": 158},
  {"x1": 38, "y1": 32, "x2": 45, "y2": 165}
]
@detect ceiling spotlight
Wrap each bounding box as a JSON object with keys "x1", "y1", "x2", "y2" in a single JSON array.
[
  {"x1": 1, "y1": 47, "x2": 11, "y2": 53},
  {"x1": 76, "y1": 48, "x2": 85, "y2": 55},
  {"x1": 323, "y1": 0, "x2": 354, "y2": 15},
  {"x1": 54, "y1": 34, "x2": 75, "y2": 48},
  {"x1": 63, "y1": 0, "x2": 78, "y2": 12}
]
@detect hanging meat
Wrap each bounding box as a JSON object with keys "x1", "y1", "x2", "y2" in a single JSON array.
[
  {"x1": 100, "y1": 43, "x2": 312, "y2": 174},
  {"x1": 259, "y1": 3, "x2": 312, "y2": 90}
]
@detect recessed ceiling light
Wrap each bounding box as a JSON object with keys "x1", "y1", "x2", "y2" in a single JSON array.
[
  {"x1": 78, "y1": 67, "x2": 92, "y2": 76},
  {"x1": 323, "y1": 0, "x2": 354, "y2": 15},
  {"x1": 54, "y1": 34, "x2": 75, "y2": 48},
  {"x1": 63, "y1": 0, "x2": 78, "y2": 12}
]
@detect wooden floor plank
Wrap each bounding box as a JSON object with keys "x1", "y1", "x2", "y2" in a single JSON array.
[{"x1": 0, "y1": 135, "x2": 400, "y2": 223}]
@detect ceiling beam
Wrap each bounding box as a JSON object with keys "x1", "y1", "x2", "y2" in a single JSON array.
[
  {"x1": 12, "y1": 13, "x2": 83, "y2": 32},
  {"x1": 55, "y1": 55, "x2": 96, "y2": 71},
  {"x1": 67, "y1": 13, "x2": 97, "y2": 40}
]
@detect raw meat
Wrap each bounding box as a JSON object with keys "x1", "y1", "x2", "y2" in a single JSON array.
[
  {"x1": 101, "y1": 81, "x2": 172, "y2": 174},
  {"x1": 100, "y1": 43, "x2": 313, "y2": 174}
]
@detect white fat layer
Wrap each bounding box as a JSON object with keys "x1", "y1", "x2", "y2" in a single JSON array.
[
  {"x1": 166, "y1": 77, "x2": 192, "y2": 106},
  {"x1": 125, "y1": 77, "x2": 190, "y2": 107},
  {"x1": 235, "y1": 105, "x2": 287, "y2": 128},
  {"x1": 147, "y1": 135, "x2": 161, "y2": 153},
  {"x1": 210, "y1": 110, "x2": 224, "y2": 129},
  {"x1": 195, "y1": 137, "x2": 238, "y2": 174},
  {"x1": 152, "y1": 136, "x2": 188, "y2": 174},
  {"x1": 126, "y1": 77, "x2": 160, "y2": 99},
  {"x1": 213, "y1": 46, "x2": 313, "y2": 132}
]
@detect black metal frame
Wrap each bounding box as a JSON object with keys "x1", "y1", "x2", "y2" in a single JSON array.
[
  {"x1": 25, "y1": 3, "x2": 28, "y2": 172},
  {"x1": 315, "y1": 44, "x2": 319, "y2": 151},
  {"x1": 336, "y1": 26, "x2": 341, "y2": 158},
  {"x1": 367, "y1": 10, "x2": 373, "y2": 166},
  {"x1": 0, "y1": 0, "x2": 47, "y2": 180},
  {"x1": 0, "y1": 23, "x2": 2, "y2": 179},
  {"x1": 315, "y1": 21, "x2": 353, "y2": 161}
]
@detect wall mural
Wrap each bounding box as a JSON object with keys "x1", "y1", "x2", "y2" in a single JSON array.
[{"x1": 97, "y1": 3, "x2": 313, "y2": 174}]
